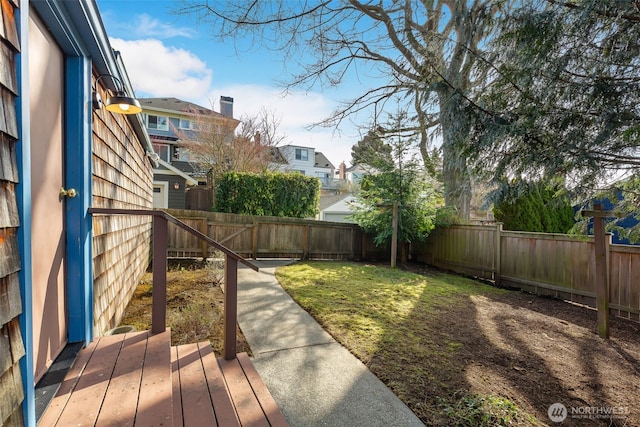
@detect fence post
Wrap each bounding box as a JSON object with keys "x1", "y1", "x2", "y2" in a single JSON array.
[
  {"x1": 200, "y1": 217, "x2": 208, "y2": 259},
  {"x1": 495, "y1": 222, "x2": 502, "y2": 287},
  {"x1": 252, "y1": 222, "x2": 258, "y2": 259},
  {"x1": 593, "y1": 203, "x2": 610, "y2": 339},
  {"x1": 350, "y1": 227, "x2": 355, "y2": 260},
  {"x1": 302, "y1": 225, "x2": 309, "y2": 260},
  {"x1": 152, "y1": 214, "x2": 168, "y2": 334},
  {"x1": 391, "y1": 202, "x2": 398, "y2": 268},
  {"x1": 223, "y1": 255, "x2": 238, "y2": 359}
]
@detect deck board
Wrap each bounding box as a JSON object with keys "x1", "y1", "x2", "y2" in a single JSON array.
[
  {"x1": 197, "y1": 342, "x2": 241, "y2": 427},
  {"x1": 37, "y1": 338, "x2": 100, "y2": 426},
  {"x1": 170, "y1": 347, "x2": 184, "y2": 427},
  {"x1": 218, "y1": 356, "x2": 270, "y2": 427},
  {"x1": 54, "y1": 334, "x2": 125, "y2": 426},
  {"x1": 95, "y1": 331, "x2": 147, "y2": 427},
  {"x1": 237, "y1": 353, "x2": 289, "y2": 427},
  {"x1": 173, "y1": 343, "x2": 218, "y2": 426},
  {"x1": 134, "y1": 329, "x2": 173, "y2": 426},
  {"x1": 39, "y1": 330, "x2": 288, "y2": 427}
]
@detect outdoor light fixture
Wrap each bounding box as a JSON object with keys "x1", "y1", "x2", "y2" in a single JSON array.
[
  {"x1": 174, "y1": 182, "x2": 180, "y2": 190},
  {"x1": 92, "y1": 74, "x2": 142, "y2": 115}
]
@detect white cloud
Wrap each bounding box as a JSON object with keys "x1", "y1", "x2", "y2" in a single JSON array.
[
  {"x1": 110, "y1": 38, "x2": 212, "y2": 99},
  {"x1": 109, "y1": 37, "x2": 355, "y2": 165},
  {"x1": 132, "y1": 13, "x2": 197, "y2": 39},
  {"x1": 103, "y1": 12, "x2": 196, "y2": 39},
  {"x1": 204, "y1": 84, "x2": 354, "y2": 166}
]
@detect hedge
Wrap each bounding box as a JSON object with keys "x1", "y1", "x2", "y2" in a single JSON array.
[{"x1": 215, "y1": 171, "x2": 321, "y2": 218}]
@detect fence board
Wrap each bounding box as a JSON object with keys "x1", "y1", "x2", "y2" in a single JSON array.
[
  {"x1": 629, "y1": 253, "x2": 640, "y2": 322},
  {"x1": 165, "y1": 209, "x2": 386, "y2": 261},
  {"x1": 417, "y1": 224, "x2": 639, "y2": 321}
]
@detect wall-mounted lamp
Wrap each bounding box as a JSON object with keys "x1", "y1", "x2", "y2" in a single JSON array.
[
  {"x1": 174, "y1": 182, "x2": 180, "y2": 190},
  {"x1": 92, "y1": 74, "x2": 142, "y2": 115}
]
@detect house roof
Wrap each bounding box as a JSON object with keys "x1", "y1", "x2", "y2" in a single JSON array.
[
  {"x1": 270, "y1": 147, "x2": 287, "y2": 164},
  {"x1": 319, "y1": 193, "x2": 352, "y2": 211},
  {"x1": 139, "y1": 97, "x2": 212, "y2": 114},
  {"x1": 155, "y1": 159, "x2": 198, "y2": 186},
  {"x1": 315, "y1": 151, "x2": 335, "y2": 169},
  {"x1": 281, "y1": 144, "x2": 314, "y2": 150},
  {"x1": 139, "y1": 98, "x2": 238, "y2": 124}
]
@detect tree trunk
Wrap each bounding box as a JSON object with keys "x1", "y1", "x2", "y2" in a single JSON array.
[{"x1": 439, "y1": 90, "x2": 472, "y2": 220}]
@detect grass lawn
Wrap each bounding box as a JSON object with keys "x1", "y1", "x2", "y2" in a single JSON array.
[{"x1": 275, "y1": 261, "x2": 640, "y2": 426}]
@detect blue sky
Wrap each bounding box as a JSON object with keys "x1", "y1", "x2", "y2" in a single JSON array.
[{"x1": 96, "y1": 0, "x2": 366, "y2": 167}]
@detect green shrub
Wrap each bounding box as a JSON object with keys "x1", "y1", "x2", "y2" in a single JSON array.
[
  {"x1": 492, "y1": 179, "x2": 575, "y2": 233},
  {"x1": 215, "y1": 171, "x2": 320, "y2": 218},
  {"x1": 168, "y1": 302, "x2": 219, "y2": 345}
]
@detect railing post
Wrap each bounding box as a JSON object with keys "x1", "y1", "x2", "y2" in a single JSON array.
[
  {"x1": 152, "y1": 214, "x2": 168, "y2": 334},
  {"x1": 223, "y1": 255, "x2": 238, "y2": 359}
]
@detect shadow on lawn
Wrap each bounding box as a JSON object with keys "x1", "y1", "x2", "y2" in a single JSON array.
[{"x1": 373, "y1": 270, "x2": 640, "y2": 426}]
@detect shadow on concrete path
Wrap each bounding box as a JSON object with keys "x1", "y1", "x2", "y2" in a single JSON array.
[{"x1": 237, "y1": 260, "x2": 425, "y2": 427}]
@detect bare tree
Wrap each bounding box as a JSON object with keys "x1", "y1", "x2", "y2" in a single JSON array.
[
  {"x1": 177, "y1": 107, "x2": 285, "y2": 186},
  {"x1": 176, "y1": 0, "x2": 505, "y2": 219}
]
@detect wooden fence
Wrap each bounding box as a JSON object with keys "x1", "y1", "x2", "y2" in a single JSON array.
[
  {"x1": 164, "y1": 209, "x2": 389, "y2": 261},
  {"x1": 414, "y1": 224, "x2": 640, "y2": 322}
]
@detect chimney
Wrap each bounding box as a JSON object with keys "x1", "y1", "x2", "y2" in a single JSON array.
[
  {"x1": 254, "y1": 131, "x2": 261, "y2": 145},
  {"x1": 339, "y1": 162, "x2": 346, "y2": 180},
  {"x1": 220, "y1": 96, "x2": 234, "y2": 118}
]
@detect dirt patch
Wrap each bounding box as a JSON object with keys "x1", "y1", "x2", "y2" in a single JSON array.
[
  {"x1": 395, "y1": 263, "x2": 640, "y2": 426},
  {"x1": 119, "y1": 259, "x2": 250, "y2": 355},
  {"x1": 121, "y1": 259, "x2": 639, "y2": 425}
]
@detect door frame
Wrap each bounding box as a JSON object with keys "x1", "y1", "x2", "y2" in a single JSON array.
[
  {"x1": 153, "y1": 181, "x2": 170, "y2": 208},
  {"x1": 18, "y1": 3, "x2": 94, "y2": 425}
]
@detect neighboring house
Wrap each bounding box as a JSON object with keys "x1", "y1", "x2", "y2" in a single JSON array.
[
  {"x1": 318, "y1": 193, "x2": 358, "y2": 223},
  {"x1": 276, "y1": 145, "x2": 340, "y2": 191},
  {"x1": 345, "y1": 163, "x2": 371, "y2": 184},
  {"x1": 585, "y1": 195, "x2": 639, "y2": 245},
  {"x1": 1, "y1": 2, "x2": 155, "y2": 425},
  {"x1": 138, "y1": 97, "x2": 240, "y2": 209}
]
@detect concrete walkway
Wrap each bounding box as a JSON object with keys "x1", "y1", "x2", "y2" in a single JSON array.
[{"x1": 236, "y1": 260, "x2": 425, "y2": 427}]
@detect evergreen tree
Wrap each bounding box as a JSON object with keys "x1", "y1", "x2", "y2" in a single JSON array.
[
  {"x1": 352, "y1": 110, "x2": 440, "y2": 263},
  {"x1": 471, "y1": 1, "x2": 640, "y2": 197},
  {"x1": 492, "y1": 179, "x2": 575, "y2": 233}
]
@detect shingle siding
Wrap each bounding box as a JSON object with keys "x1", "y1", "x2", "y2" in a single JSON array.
[
  {"x1": 91, "y1": 79, "x2": 154, "y2": 334},
  {"x1": 0, "y1": 0, "x2": 24, "y2": 424}
]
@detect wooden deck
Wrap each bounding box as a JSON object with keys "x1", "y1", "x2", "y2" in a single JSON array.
[{"x1": 38, "y1": 329, "x2": 288, "y2": 427}]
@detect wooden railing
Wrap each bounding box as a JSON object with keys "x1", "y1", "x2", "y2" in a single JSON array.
[{"x1": 88, "y1": 208, "x2": 259, "y2": 360}]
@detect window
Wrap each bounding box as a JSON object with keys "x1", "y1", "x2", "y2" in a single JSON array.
[
  {"x1": 176, "y1": 146, "x2": 192, "y2": 161},
  {"x1": 147, "y1": 115, "x2": 168, "y2": 131},
  {"x1": 152, "y1": 143, "x2": 170, "y2": 162},
  {"x1": 179, "y1": 119, "x2": 192, "y2": 130},
  {"x1": 295, "y1": 148, "x2": 308, "y2": 161}
]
